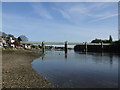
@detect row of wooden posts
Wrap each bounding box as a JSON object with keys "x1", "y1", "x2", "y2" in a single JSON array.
[{"x1": 84, "y1": 42, "x2": 103, "y2": 52}]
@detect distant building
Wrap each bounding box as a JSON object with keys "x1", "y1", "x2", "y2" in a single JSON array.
[
  {"x1": 0, "y1": 36, "x2": 2, "y2": 47},
  {"x1": 23, "y1": 44, "x2": 31, "y2": 49},
  {"x1": 1, "y1": 37, "x2": 7, "y2": 47},
  {"x1": 10, "y1": 37, "x2": 15, "y2": 47}
]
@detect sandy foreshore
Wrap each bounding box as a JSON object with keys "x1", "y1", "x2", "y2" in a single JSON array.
[
  {"x1": 2, "y1": 49, "x2": 52, "y2": 88},
  {"x1": 0, "y1": 48, "x2": 2, "y2": 89}
]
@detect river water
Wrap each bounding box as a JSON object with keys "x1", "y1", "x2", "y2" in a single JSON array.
[{"x1": 31, "y1": 50, "x2": 119, "y2": 88}]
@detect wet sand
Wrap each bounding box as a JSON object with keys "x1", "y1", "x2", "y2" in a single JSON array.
[{"x1": 2, "y1": 49, "x2": 52, "y2": 88}]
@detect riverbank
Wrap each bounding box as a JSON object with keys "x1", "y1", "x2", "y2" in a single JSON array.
[
  {"x1": 0, "y1": 48, "x2": 2, "y2": 89},
  {"x1": 2, "y1": 49, "x2": 52, "y2": 88},
  {"x1": 74, "y1": 44, "x2": 120, "y2": 53}
]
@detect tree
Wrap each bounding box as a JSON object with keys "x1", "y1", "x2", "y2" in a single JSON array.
[
  {"x1": 18, "y1": 37, "x2": 22, "y2": 41},
  {"x1": 18, "y1": 35, "x2": 28, "y2": 42},
  {"x1": 109, "y1": 35, "x2": 113, "y2": 43},
  {"x1": 91, "y1": 38, "x2": 102, "y2": 43},
  {"x1": 1, "y1": 32, "x2": 7, "y2": 38},
  {"x1": 7, "y1": 34, "x2": 15, "y2": 39}
]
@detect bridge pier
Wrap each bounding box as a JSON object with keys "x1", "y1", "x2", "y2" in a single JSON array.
[
  {"x1": 85, "y1": 42, "x2": 87, "y2": 52},
  {"x1": 42, "y1": 41, "x2": 45, "y2": 53},
  {"x1": 65, "y1": 41, "x2": 68, "y2": 54},
  {"x1": 101, "y1": 42, "x2": 103, "y2": 52}
]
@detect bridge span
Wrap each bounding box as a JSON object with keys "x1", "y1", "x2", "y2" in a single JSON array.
[
  {"x1": 20, "y1": 41, "x2": 110, "y2": 45},
  {"x1": 20, "y1": 41, "x2": 110, "y2": 53}
]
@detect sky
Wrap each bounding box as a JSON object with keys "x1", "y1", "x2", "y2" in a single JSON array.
[{"x1": 2, "y1": 2, "x2": 118, "y2": 42}]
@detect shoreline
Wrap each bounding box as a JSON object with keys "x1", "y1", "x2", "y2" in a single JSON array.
[
  {"x1": 2, "y1": 49, "x2": 53, "y2": 88},
  {"x1": 0, "y1": 48, "x2": 2, "y2": 89}
]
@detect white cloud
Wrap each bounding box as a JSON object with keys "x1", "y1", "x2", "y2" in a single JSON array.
[
  {"x1": 90, "y1": 13, "x2": 118, "y2": 22},
  {"x1": 31, "y1": 3, "x2": 53, "y2": 19},
  {"x1": 53, "y1": 8, "x2": 71, "y2": 19},
  {"x1": 53, "y1": 2, "x2": 117, "y2": 23},
  {"x1": 2, "y1": 12, "x2": 118, "y2": 42},
  {"x1": 52, "y1": 4, "x2": 90, "y2": 22},
  {"x1": 68, "y1": 5, "x2": 88, "y2": 14},
  {"x1": 58, "y1": 9, "x2": 71, "y2": 19}
]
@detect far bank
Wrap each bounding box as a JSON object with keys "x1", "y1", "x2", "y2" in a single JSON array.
[{"x1": 74, "y1": 44, "x2": 120, "y2": 53}]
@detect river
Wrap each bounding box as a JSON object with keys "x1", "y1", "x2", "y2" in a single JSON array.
[{"x1": 31, "y1": 50, "x2": 119, "y2": 88}]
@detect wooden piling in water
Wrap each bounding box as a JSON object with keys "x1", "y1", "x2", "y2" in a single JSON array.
[
  {"x1": 42, "y1": 41, "x2": 45, "y2": 53},
  {"x1": 85, "y1": 42, "x2": 87, "y2": 52},
  {"x1": 101, "y1": 42, "x2": 103, "y2": 52},
  {"x1": 65, "y1": 41, "x2": 68, "y2": 54}
]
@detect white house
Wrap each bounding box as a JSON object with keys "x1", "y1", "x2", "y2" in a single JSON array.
[
  {"x1": 1, "y1": 38, "x2": 7, "y2": 47},
  {"x1": 10, "y1": 37, "x2": 15, "y2": 47}
]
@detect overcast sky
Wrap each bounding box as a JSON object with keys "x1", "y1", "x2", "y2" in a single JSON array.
[{"x1": 2, "y1": 2, "x2": 118, "y2": 42}]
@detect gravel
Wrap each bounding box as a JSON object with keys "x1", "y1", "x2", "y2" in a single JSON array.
[{"x1": 2, "y1": 49, "x2": 53, "y2": 88}]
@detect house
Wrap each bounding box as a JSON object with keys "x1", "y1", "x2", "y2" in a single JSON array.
[
  {"x1": 0, "y1": 36, "x2": 2, "y2": 47},
  {"x1": 10, "y1": 37, "x2": 15, "y2": 48},
  {"x1": 1, "y1": 37, "x2": 7, "y2": 47},
  {"x1": 22, "y1": 44, "x2": 32, "y2": 49}
]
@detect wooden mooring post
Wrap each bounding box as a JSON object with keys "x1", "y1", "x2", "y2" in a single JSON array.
[
  {"x1": 85, "y1": 42, "x2": 87, "y2": 52},
  {"x1": 42, "y1": 41, "x2": 45, "y2": 53},
  {"x1": 65, "y1": 41, "x2": 68, "y2": 54},
  {"x1": 101, "y1": 42, "x2": 103, "y2": 52}
]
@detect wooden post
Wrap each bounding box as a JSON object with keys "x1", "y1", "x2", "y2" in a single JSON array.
[
  {"x1": 85, "y1": 42, "x2": 87, "y2": 52},
  {"x1": 42, "y1": 41, "x2": 45, "y2": 53},
  {"x1": 65, "y1": 53, "x2": 67, "y2": 59},
  {"x1": 101, "y1": 42, "x2": 103, "y2": 52},
  {"x1": 65, "y1": 41, "x2": 68, "y2": 54},
  {"x1": 23, "y1": 44, "x2": 25, "y2": 48}
]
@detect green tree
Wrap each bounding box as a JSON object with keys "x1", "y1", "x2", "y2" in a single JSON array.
[
  {"x1": 1, "y1": 32, "x2": 7, "y2": 38},
  {"x1": 18, "y1": 37, "x2": 22, "y2": 41},
  {"x1": 91, "y1": 38, "x2": 102, "y2": 43}
]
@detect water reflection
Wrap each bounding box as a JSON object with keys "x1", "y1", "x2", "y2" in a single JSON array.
[
  {"x1": 41, "y1": 51, "x2": 68, "y2": 60},
  {"x1": 32, "y1": 50, "x2": 118, "y2": 88},
  {"x1": 65, "y1": 53, "x2": 67, "y2": 59},
  {"x1": 75, "y1": 52, "x2": 117, "y2": 65},
  {"x1": 41, "y1": 54, "x2": 45, "y2": 60},
  {"x1": 109, "y1": 54, "x2": 113, "y2": 64}
]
